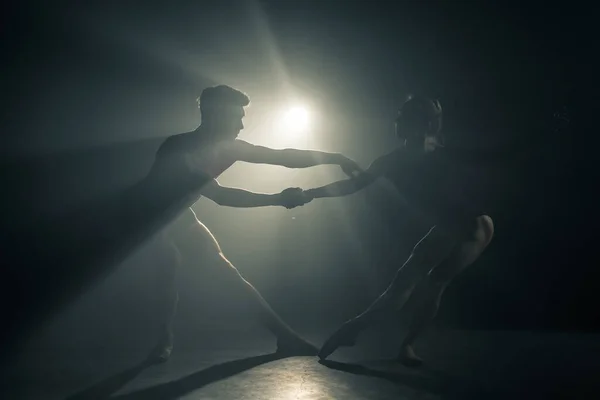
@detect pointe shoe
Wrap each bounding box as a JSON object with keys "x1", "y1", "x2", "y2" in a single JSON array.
[
  {"x1": 152, "y1": 346, "x2": 173, "y2": 363},
  {"x1": 396, "y1": 345, "x2": 423, "y2": 367},
  {"x1": 276, "y1": 335, "x2": 319, "y2": 356},
  {"x1": 148, "y1": 332, "x2": 174, "y2": 363},
  {"x1": 318, "y1": 319, "x2": 364, "y2": 360}
]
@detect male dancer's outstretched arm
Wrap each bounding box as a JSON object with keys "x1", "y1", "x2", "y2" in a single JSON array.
[
  {"x1": 177, "y1": 138, "x2": 365, "y2": 209},
  {"x1": 200, "y1": 179, "x2": 307, "y2": 209},
  {"x1": 146, "y1": 137, "x2": 352, "y2": 213},
  {"x1": 234, "y1": 140, "x2": 359, "y2": 171}
]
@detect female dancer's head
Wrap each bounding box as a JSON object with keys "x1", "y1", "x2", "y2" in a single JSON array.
[{"x1": 395, "y1": 95, "x2": 444, "y2": 153}]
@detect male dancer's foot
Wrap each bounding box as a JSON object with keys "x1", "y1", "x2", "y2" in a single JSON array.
[
  {"x1": 396, "y1": 344, "x2": 423, "y2": 367},
  {"x1": 318, "y1": 318, "x2": 366, "y2": 360}
]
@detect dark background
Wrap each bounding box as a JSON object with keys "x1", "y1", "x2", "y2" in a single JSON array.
[{"x1": 0, "y1": 0, "x2": 594, "y2": 359}]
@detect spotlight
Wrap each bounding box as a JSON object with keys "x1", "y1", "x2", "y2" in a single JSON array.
[{"x1": 281, "y1": 106, "x2": 309, "y2": 133}]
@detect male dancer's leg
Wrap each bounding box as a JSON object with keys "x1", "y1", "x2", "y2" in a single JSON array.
[
  {"x1": 149, "y1": 233, "x2": 181, "y2": 362},
  {"x1": 397, "y1": 215, "x2": 494, "y2": 366},
  {"x1": 186, "y1": 212, "x2": 317, "y2": 356},
  {"x1": 319, "y1": 225, "x2": 458, "y2": 359}
]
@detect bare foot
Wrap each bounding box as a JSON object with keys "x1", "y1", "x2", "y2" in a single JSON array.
[
  {"x1": 318, "y1": 319, "x2": 365, "y2": 360},
  {"x1": 397, "y1": 345, "x2": 423, "y2": 367}
]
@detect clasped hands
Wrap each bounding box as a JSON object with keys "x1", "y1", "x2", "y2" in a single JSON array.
[{"x1": 278, "y1": 156, "x2": 364, "y2": 209}]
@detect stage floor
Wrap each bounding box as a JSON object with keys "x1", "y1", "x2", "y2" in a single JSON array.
[{"x1": 3, "y1": 328, "x2": 600, "y2": 399}]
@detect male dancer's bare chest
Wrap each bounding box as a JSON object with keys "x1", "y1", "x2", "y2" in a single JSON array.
[
  {"x1": 182, "y1": 144, "x2": 237, "y2": 179},
  {"x1": 164, "y1": 145, "x2": 237, "y2": 233}
]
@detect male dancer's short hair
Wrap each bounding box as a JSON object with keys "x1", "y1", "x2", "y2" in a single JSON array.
[{"x1": 197, "y1": 85, "x2": 250, "y2": 117}]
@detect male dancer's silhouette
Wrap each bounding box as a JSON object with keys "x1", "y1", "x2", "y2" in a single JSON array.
[
  {"x1": 304, "y1": 96, "x2": 495, "y2": 366},
  {"x1": 3, "y1": 85, "x2": 362, "y2": 365},
  {"x1": 145, "y1": 85, "x2": 363, "y2": 361}
]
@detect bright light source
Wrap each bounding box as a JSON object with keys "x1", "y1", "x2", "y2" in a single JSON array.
[
  {"x1": 281, "y1": 106, "x2": 309, "y2": 133},
  {"x1": 262, "y1": 104, "x2": 313, "y2": 149}
]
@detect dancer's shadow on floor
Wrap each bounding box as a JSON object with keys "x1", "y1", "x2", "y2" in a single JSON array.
[
  {"x1": 65, "y1": 358, "x2": 155, "y2": 400},
  {"x1": 112, "y1": 352, "x2": 284, "y2": 400},
  {"x1": 75, "y1": 352, "x2": 283, "y2": 400},
  {"x1": 319, "y1": 359, "x2": 486, "y2": 399},
  {"x1": 65, "y1": 353, "x2": 283, "y2": 400}
]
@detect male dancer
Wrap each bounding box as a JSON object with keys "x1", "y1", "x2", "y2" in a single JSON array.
[
  {"x1": 147, "y1": 85, "x2": 362, "y2": 361},
  {"x1": 305, "y1": 96, "x2": 495, "y2": 366}
]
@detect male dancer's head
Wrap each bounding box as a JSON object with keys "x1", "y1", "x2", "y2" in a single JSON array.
[
  {"x1": 197, "y1": 85, "x2": 250, "y2": 141},
  {"x1": 395, "y1": 95, "x2": 444, "y2": 154}
]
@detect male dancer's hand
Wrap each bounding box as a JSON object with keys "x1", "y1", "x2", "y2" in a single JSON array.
[{"x1": 279, "y1": 187, "x2": 312, "y2": 209}]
